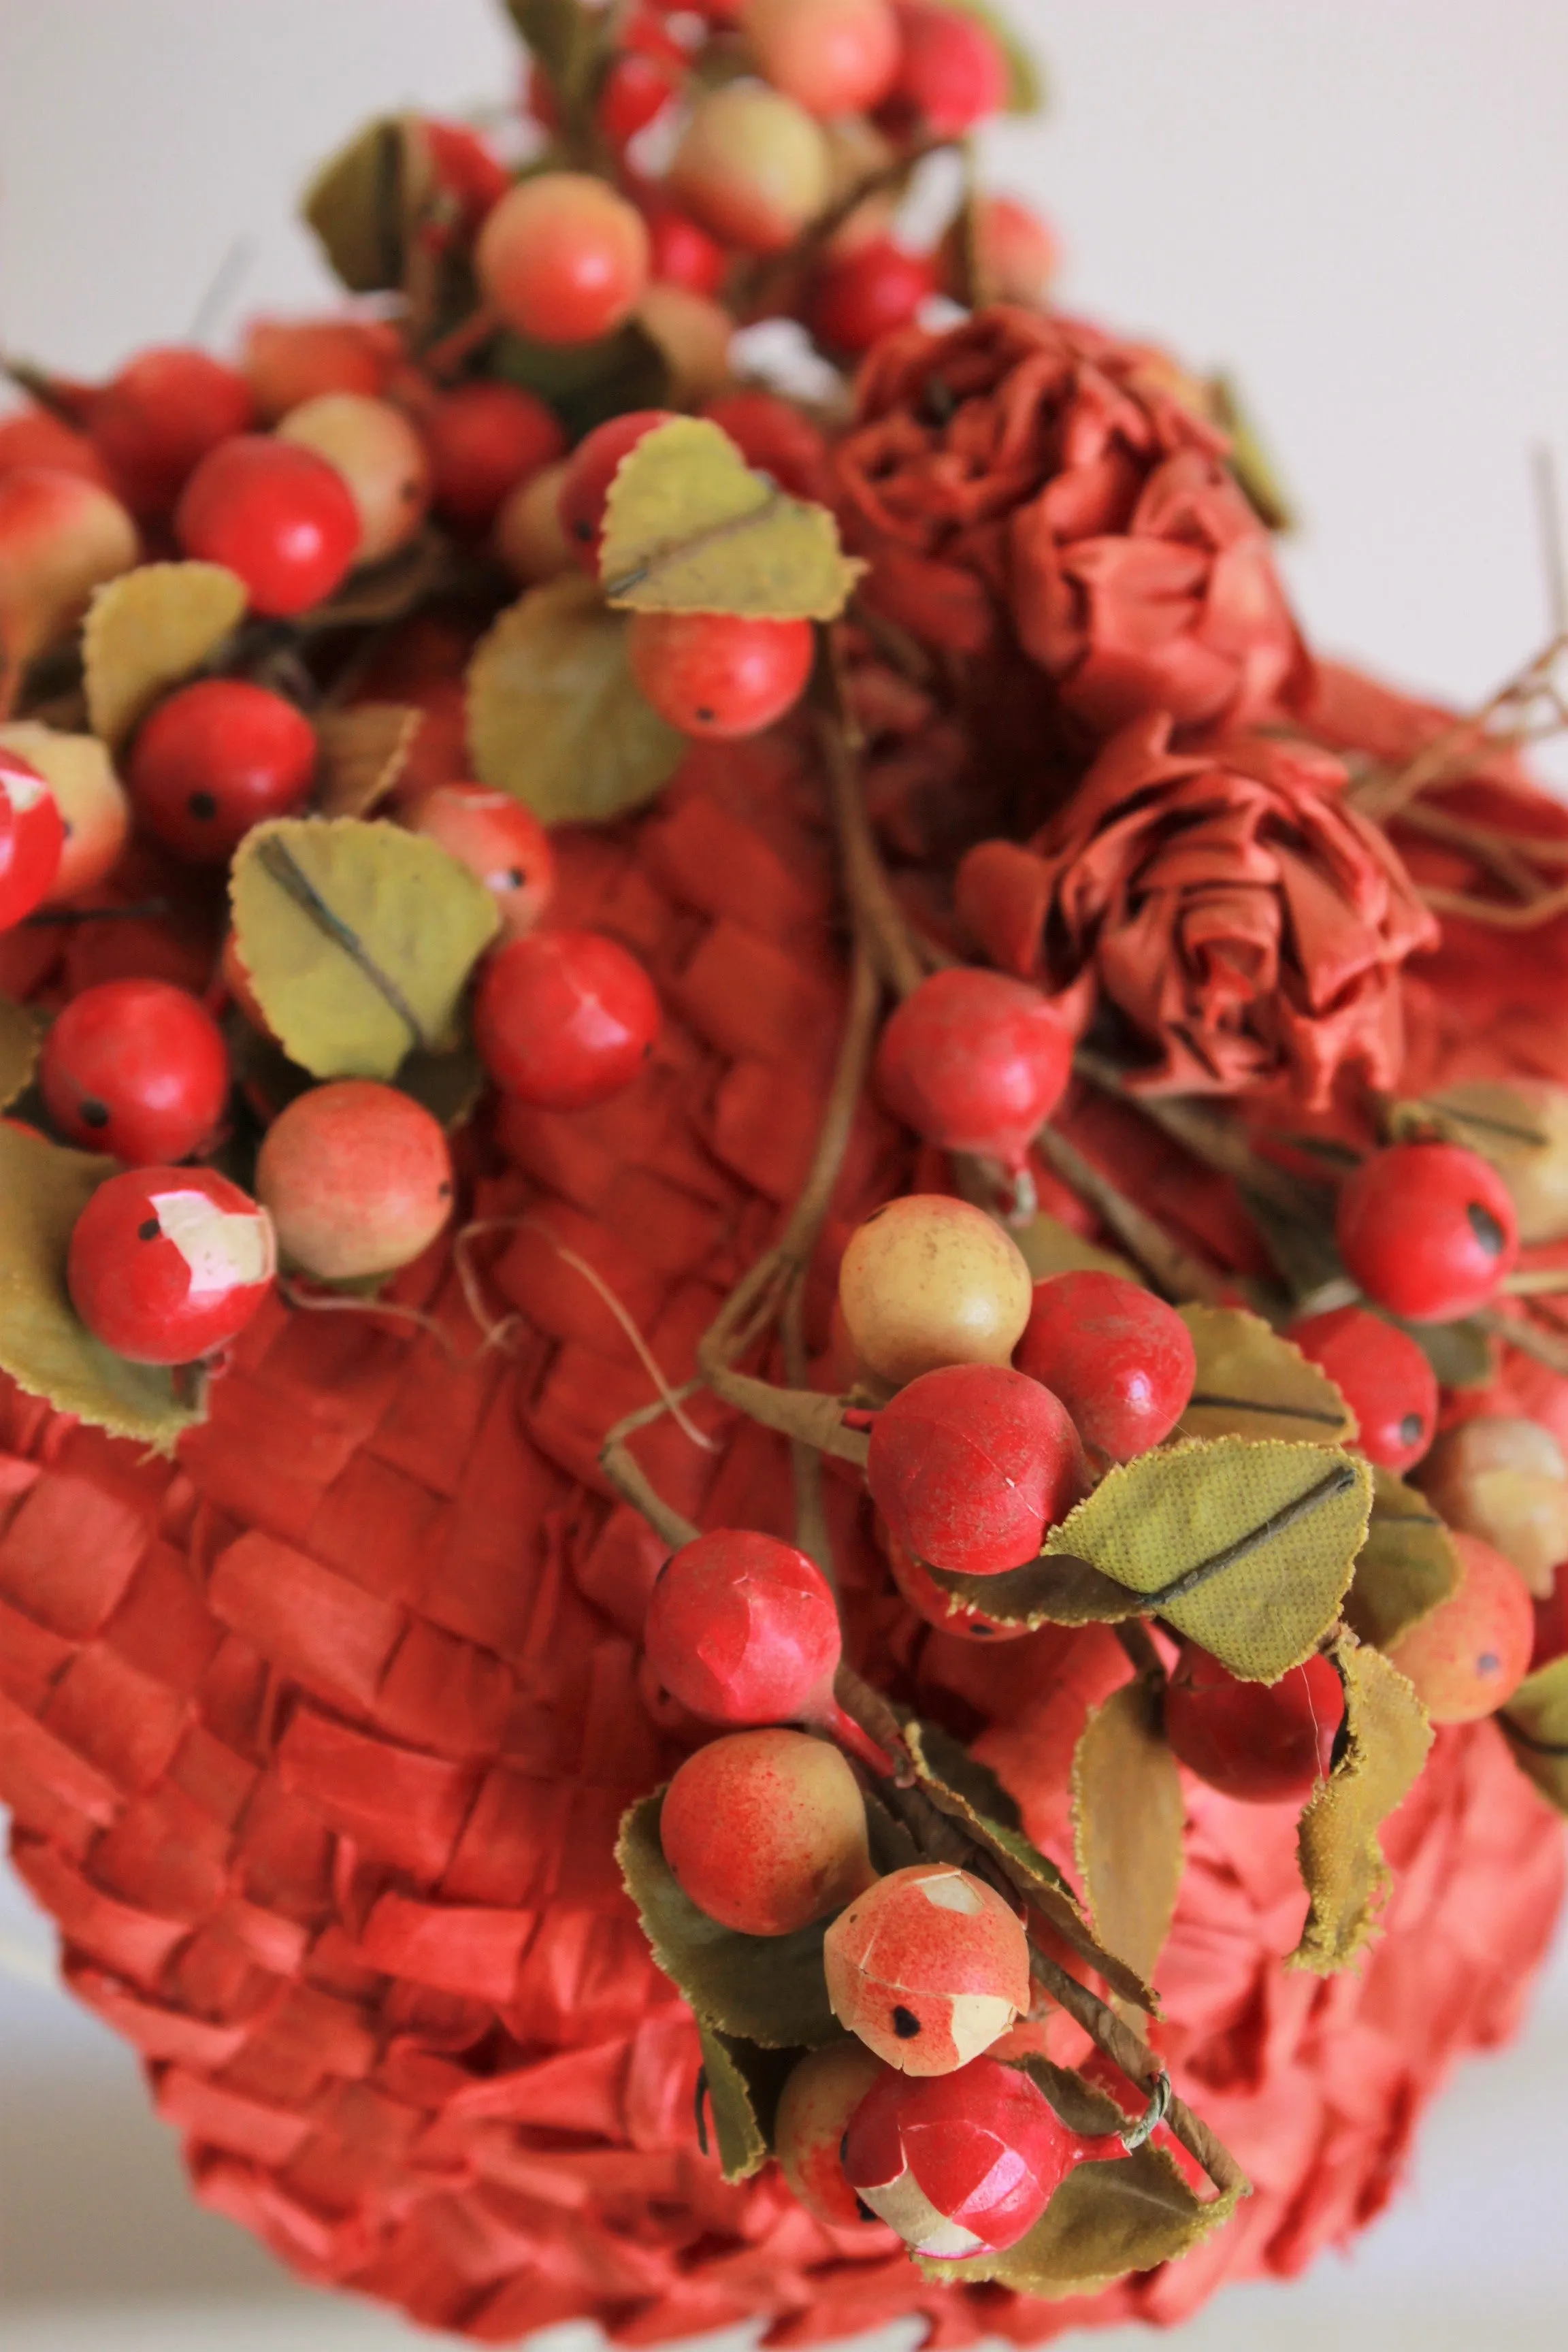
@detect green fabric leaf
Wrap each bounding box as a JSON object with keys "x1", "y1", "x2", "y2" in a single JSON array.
[
  {"x1": 229, "y1": 818, "x2": 499, "y2": 1082},
  {"x1": 1178, "y1": 1303, "x2": 1355, "y2": 1448},
  {"x1": 301, "y1": 114, "x2": 421, "y2": 293},
  {"x1": 314, "y1": 704, "x2": 421, "y2": 818},
  {"x1": 1501, "y1": 1655, "x2": 1568, "y2": 1817},
  {"x1": 600, "y1": 416, "x2": 863, "y2": 620},
  {"x1": 1344, "y1": 1466, "x2": 1461, "y2": 1652},
  {"x1": 616, "y1": 1790, "x2": 838, "y2": 2049},
  {"x1": 81, "y1": 563, "x2": 247, "y2": 747},
  {"x1": 467, "y1": 575, "x2": 685, "y2": 824},
  {"x1": 696, "y1": 2024, "x2": 796, "y2": 2184},
  {"x1": 491, "y1": 321, "x2": 672, "y2": 441},
  {"x1": 0, "y1": 1125, "x2": 206, "y2": 1449},
  {"x1": 1071, "y1": 1682, "x2": 1186, "y2": 1995},
  {"x1": 1291, "y1": 1635, "x2": 1433, "y2": 1972},
  {"x1": 0, "y1": 993, "x2": 41, "y2": 1111}
]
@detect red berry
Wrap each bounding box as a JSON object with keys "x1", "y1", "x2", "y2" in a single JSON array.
[
  {"x1": 0, "y1": 746, "x2": 65, "y2": 931},
  {"x1": 67, "y1": 1164, "x2": 275, "y2": 1365},
  {"x1": 1533, "y1": 1562, "x2": 1568, "y2": 1671},
  {"x1": 775, "y1": 2043, "x2": 895, "y2": 2229},
  {"x1": 670, "y1": 85, "x2": 832, "y2": 255},
  {"x1": 0, "y1": 468, "x2": 140, "y2": 666},
  {"x1": 844, "y1": 2055, "x2": 1103, "y2": 2257},
  {"x1": 421, "y1": 118, "x2": 511, "y2": 231},
  {"x1": 884, "y1": 1526, "x2": 1030, "y2": 1641},
  {"x1": 0, "y1": 723, "x2": 130, "y2": 903},
  {"x1": 1287, "y1": 1303, "x2": 1439, "y2": 1473},
  {"x1": 868, "y1": 1360, "x2": 1085, "y2": 1578},
  {"x1": 1015, "y1": 1271, "x2": 1196, "y2": 1462},
  {"x1": 628, "y1": 610, "x2": 814, "y2": 738},
  {"x1": 241, "y1": 316, "x2": 397, "y2": 423},
  {"x1": 255, "y1": 1079, "x2": 454, "y2": 1281},
  {"x1": 875, "y1": 966, "x2": 1072, "y2": 1171},
  {"x1": 599, "y1": 52, "x2": 680, "y2": 146},
  {"x1": 702, "y1": 391, "x2": 832, "y2": 501},
  {"x1": 475, "y1": 928, "x2": 659, "y2": 1111},
  {"x1": 941, "y1": 193, "x2": 1060, "y2": 307},
  {"x1": 175, "y1": 436, "x2": 361, "y2": 617},
  {"x1": 642, "y1": 198, "x2": 728, "y2": 296},
  {"x1": 646, "y1": 1530, "x2": 840, "y2": 1722},
  {"x1": 824, "y1": 1862, "x2": 1029, "y2": 2073},
  {"x1": 40, "y1": 979, "x2": 229, "y2": 1163},
  {"x1": 1386, "y1": 1530, "x2": 1535, "y2": 1724},
  {"x1": 557, "y1": 409, "x2": 674, "y2": 570},
  {"x1": 1337, "y1": 1141, "x2": 1519, "y2": 1324},
  {"x1": 885, "y1": 2, "x2": 1009, "y2": 136},
  {"x1": 806, "y1": 237, "x2": 936, "y2": 354},
  {"x1": 0, "y1": 408, "x2": 112, "y2": 489},
  {"x1": 404, "y1": 783, "x2": 555, "y2": 937},
  {"x1": 90, "y1": 347, "x2": 253, "y2": 517},
  {"x1": 1163, "y1": 1643, "x2": 1344, "y2": 1803},
  {"x1": 742, "y1": 0, "x2": 902, "y2": 119},
  {"x1": 659, "y1": 1727, "x2": 875, "y2": 1935},
  {"x1": 476, "y1": 174, "x2": 650, "y2": 345},
  {"x1": 127, "y1": 679, "x2": 317, "y2": 863},
  {"x1": 423, "y1": 382, "x2": 566, "y2": 525}
]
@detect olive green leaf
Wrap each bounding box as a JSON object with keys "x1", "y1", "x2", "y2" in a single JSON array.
[
  {"x1": 900, "y1": 1718, "x2": 1158, "y2": 2014},
  {"x1": 1071, "y1": 1681, "x2": 1186, "y2": 1995},
  {"x1": 1012, "y1": 1211, "x2": 1137, "y2": 1285},
  {"x1": 696, "y1": 2024, "x2": 797, "y2": 2184},
  {"x1": 80, "y1": 563, "x2": 247, "y2": 747},
  {"x1": 301, "y1": 534, "x2": 455, "y2": 635},
  {"x1": 229, "y1": 818, "x2": 499, "y2": 1083},
  {"x1": 1043, "y1": 1437, "x2": 1372, "y2": 1682},
  {"x1": 467, "y1": 575, "x2": 685, "y2": 823},
  {"x1": 947, "y1": 2, "x2": 1046, "y2": 115},
  {"x1": 0, "y1": 1125, "x2": 206, "y2": 1448},
  {"x1": 395, "y1": 1041, "x2": 488, "y2": 1133},
  {"x1": 492, "y1": 320, "x2": 671, "y2": 440},
  {"x1": 301, "y1": 113, "x2": 431, "y2": 293},
  {"x1": 599, "y1": 416, "x2": 864, "y2": 620},
  {"x1": 615, "y1": 1790, "x2": 838, "y2": 2049},
  {"x1": 504, "y1": 0, "x2": 602, "y2": 123},
  {"x1": 1393, "y1": 1311, "x2": 1497, "y2": 1393},
  {"x1": 1290, "y1": 1635, "x2": 1433, "y2": 1973},
  {"x1": 0, "y1": 993, "x2": 41, "y2": 1111},
  {"x1": 1500, "y1": 1655, "x2": 1568, "y2": 1817},
  {"x1": 314, "y1": 704, "x2": 421, "y2": 818},
  {"x1": 931, "y1": 1550, "x2": 1143, "y2": 1631},
  {"x1": 1343, "y1": 1467, "x2": 1461, "y2": 1652},
  {"x1": 1178, "y1": 1304, "x2": 1355, "y2": 1448},
  {"x1": 1393, "y1": 1079, "x2": 1568, "y2": 1247},
  {"x1": 1208, "y1": 373, "x2": 1296, "y2": 533},
  {"x1": 919, "y1": 2059, "x2": 1239, "y2": 2293}
]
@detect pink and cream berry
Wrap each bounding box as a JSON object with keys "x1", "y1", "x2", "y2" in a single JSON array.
[
  {"x1": 823, "y1": 1862, "x2": 1031, "y2": 2073},
  {"x1": 659, "y1": 1727, "x2": 875, "y2": 1937}
]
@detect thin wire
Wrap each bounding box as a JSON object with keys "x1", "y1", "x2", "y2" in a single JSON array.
[{"x1": 1533, "y1": 444, "x2": 1568, "y2": 639}]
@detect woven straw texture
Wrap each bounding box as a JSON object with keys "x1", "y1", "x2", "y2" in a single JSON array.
[{"x1": 1, "y1": 717, "x2": 1563, "y2": 2346}]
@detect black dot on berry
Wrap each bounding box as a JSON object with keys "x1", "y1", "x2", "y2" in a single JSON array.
[
  {"x1": 506, "y1": 868, "x2": 525, "y2": 889},
  {"x1": 572, "y1": 518, "x2": 593, "y2": 542},
  {"x1": 653, "y1": 1555, "x2": 670, "y2": 1584},
  {"x1": 971, "y1": 1621, "x2": 995, "y2": 1637},
  {"x1": 892, "y1": 2005, "x2": 921, "y2": 2039},
  {"x1": 1467, "y1": 1201, "x2": 1507, "y2": 1257},
  {"x1": 80, "y1": 1099, "x2": 110, "y2": 1130},
  {"x1": 1399, "y1": 1412, "x2": 1424, "y2": 1447},
  {"x1": 694, "y1": 706, "x2": 715, "y2": 723},
  {"x1": 61, "y1": 818, "x2": 75, "y2": 838},
  {"x1": 1477, "y1": 1650, "x2": 1501, "y2": 1677},
  {"x1": 188, "y1": 790, "x2": 218, "y2": 821},
  {"x1": 855, "y1": 2198, "x2": 877, "y2": 2224},
  {"x1": 438, "y1": 1181, "x2": 453, "y2": 1198},
  {"x1": 137, "y1": 1216, "x2": 161, "y2": 1241},
  {"x1": 400, "y1": 477, "x2": 419, "y2": 503}
]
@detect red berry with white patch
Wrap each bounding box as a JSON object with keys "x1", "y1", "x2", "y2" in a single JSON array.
[
  {"x1": 844, "y1": 2055, "x2": 1111, "y2": 2257},
  {"x1": 67, "y1": 1164, "x2": 275, "y2": 1364},
  {"x1": 0, "y1": 467, "x2": 140, "y2": 666},
  {"x1": 41, "y1": 979, "x2": 230, "y2": 1164},
  {"x1": 127, "y1": 679, "x2": 317, "y2": 863},
  {"x1": 824, "y1": 1862, "x2": 1030, "y2": 2073},
  {"x1": 1287, "y1": 1303, "x2": 1438, "y2": 1472},
  {"x1": 874, "y1": 966, "x2": 1072, "y2": 1171},
  {"x1": 255, "y1": 1079, "x2": 454, "y2": 1282},
  {"x1": 404, "y1": 783, "x2": 555, "y2": 936},
  {"x1": 659, "y1": 1727, "x2": 875, "y2": 1936},
  {"x1": 628, "y1": 610, "x2": 815, "y2": 738},
  {"x1": 1336, "y1": 1141, "x2": 1519, "y2": 1324},
  {"x1": 1015, "y1": 1271, "x2": 1196, "y2": 1461},
  {"x1": 1162, "y1": 1643, "x2": 1345, "y2": 1804},
  {"x1": 868, "y1": 1361, "x2": 1085, "y2": 1578},
  {"x1": 0, "y1": 745, "x2": 65, "y2": 930},
  {"x1": 475, "y1": 928, "x2": 659, "y2": 1111},
  {"x1": 276, "y1": 393, "x2": 431, "y2": 566},
  {"x1": 176, "y1": 435, "x2": 361, "y2": 617}
]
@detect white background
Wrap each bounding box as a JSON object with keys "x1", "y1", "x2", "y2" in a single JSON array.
[{"x1": 1, "y1": 3, "x2": 1567, "y2": 2347}]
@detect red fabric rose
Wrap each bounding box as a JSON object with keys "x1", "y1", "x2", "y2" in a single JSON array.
[
  {"x1": 957, "y1": 714, "x2": 1438, "y2": 1106},
  {"x1": 834, "y1": 305, "x2": 1309, "y2": 734}
]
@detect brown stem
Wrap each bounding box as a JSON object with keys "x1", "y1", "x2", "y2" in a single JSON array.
[
  {"x1": 782, "y1": 1279, "x2": 835, "y2": 1589},
  {"x1": 699, "y1": 1362, "x2": 870, "y2": 1467},
  {"x1": 733, "y1": 139, "x2": 951, "y2": 318},
  {"x1": 1072, "y1": 1051, "x2": 1330, "y2": 1220},
  {"x1": 1477, "y1": 1306, "x2": 1568, "y2": 1377},
  {"x1": 818, "y1": 697, "x2": 926, "y2": 1000},
  {"x1": 600, "y1": 1433, "x2": 698, "y2": 1550},
  {"x1": 1418, "y1": 881, "x2": 1568, "y2": 930},
  {"x1": 1028, "y1": 1946, "x2": 1248, "y2": 2202},
  {"x1": 1350, "y1": 628, "x2": 1568, "y2": 823},
  {"x1": 1111, "y1": 1618, "x2": 1166, "y2": 1685},
  {"x1": 1034, "y1": 1126, "x2": 1226, "y2": 1303}
]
